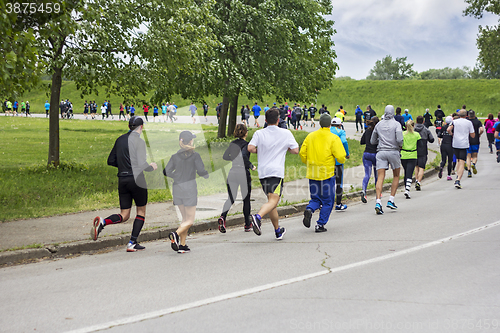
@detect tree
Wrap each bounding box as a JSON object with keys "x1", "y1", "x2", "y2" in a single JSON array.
[
  {"x1": 155, "y1": 0, "x2": 338, "y2": 138},
  {"x1": 464, "y1": 0, "x2": 500, "y2": 78},
  {"x1": 366, "y1": 55, "x2": 416, "y2": 80},
  {"x1": 419, "y1": 67, "x2": 471, "y2": 80}
]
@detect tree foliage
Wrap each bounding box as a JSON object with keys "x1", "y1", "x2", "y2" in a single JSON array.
[
  {"x1": 366, "y1": 55, "x2": 416, "y2": 80},
  {"x1": 464, "y1": 0, "x2": 500, "y2": 78},
  {"x1": 418, "y1": 67, "x2": 471, "y2": 80}
]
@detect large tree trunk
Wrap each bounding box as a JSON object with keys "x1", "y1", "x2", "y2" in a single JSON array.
[
  {"x1": 48, "y1": 66, "x2": 62, "y2": 167},
  {"x1": 227, "y1": 94, "x2": 239, "y2": 137},
  {"x1": 217, "y1": 95, "x2": 230, "y2": 138}
]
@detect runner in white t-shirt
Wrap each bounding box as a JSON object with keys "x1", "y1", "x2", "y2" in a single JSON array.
[
  {"x1": 247, "y1": 108, "x2": 299, "y2": 240},
  {"x1": 447, "y1": 109, "x2": 475, "y2": 189}
]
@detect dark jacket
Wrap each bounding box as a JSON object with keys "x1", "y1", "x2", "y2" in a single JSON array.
[
  {"x1": 360, "y1": 128, "x2": 378, "y2": 154},
  {"x1": 223, "y1": 138, "x2": 255, "y2": 179},
  {"x1": 414, "y1": 123, "x2": 435, "y2": 157},
  {"x1": 164, "y1": 148, "x2": 208, "y2": 199}
]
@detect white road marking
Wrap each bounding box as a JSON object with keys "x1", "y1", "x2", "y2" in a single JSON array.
[{"x1": 66, "y1": 220, "x2": 500, "y2": 333}]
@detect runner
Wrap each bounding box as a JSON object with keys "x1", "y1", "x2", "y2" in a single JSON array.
[
  {"x1": 91, "y1": 116, "x2": 158, "y2": 252},
  {"x1": 308, "y1": 103, "x2": 317, "y2": 127},
  {"x1": 189, "y1": 102, "x2": 197, "y2": 124},
  {"x1": 100, "y1": 103, "x2": 106, "y2": 119},
  {"x1": 247, "y1": 108, "x2": 299, "y2": 239},
  {"x1": 252, "y1": 102, "x2": 262, "y2": 127},
  {"x1": 394, "y1": 107, "x2": 406, "y2": 130},
  {"x1": 44, "y1": 100, "x2": 50, "y2": 118},
  {"x1": 485, "y1": 113, "x2": 496, "y2": 154},
  {"x1": 330, "y1": 117, "x2": 349, "y2": 211},
  {"x1": 370, "y1": 105, "x2": 403, "y2": 214},
  {"x1": 20, "y1": 101, "x2": 25, "y2": 117},
  {"x1": 438, "y1": 116, "x2": 454, "y2": 181},
  {"x1": 401, "y1": 120, "x2": 420, "y2": 199},
  {"x1": 423, "y1": 109, "x2": 433, "y2": 128},
  {"x1": 25, "y1": 101, "x2": 30, "y2": 117},
  {"x1": 202, "y1": 102, "x2": 209, "y2": 122},
  {"x1": 84, "y1": 101, "x2": 89, "y2": 119},
  {"x1": 165, "y1": 131, "x2": 209, "y2": 253},
  {"x1": 161, "y1": 103, "x2": 168, "y2": 122},
  {"x1": 218, "y1": 124, "x2": 256, "y2": 233},
  {"x1": 355, "y1": 105, "x2": 363, "y2": 132},
  {"x1": 119, "y1": 103, "x2": 125, "y2": 121},
  {"x1": 402, "y1": 109, "x2": 413, "y2": 123},
  {"x1": 294, "y1": 104, "x2": 302, "y2": 130},
  {"x1": 447, "y1": 109, "x2": 475, "y2": 189},
  {"x1": 302, "y1": 104, "x2": 308, "y2": 127},
  {"x1": 300, "y1": 114, "x2": 346, "y2": 232},
  {"x1": 494, "y1": 114, "x2": 500, "y2": 163},
  {"x1": 360, "y1": 116, "x2": 379, "y2": 203},
  {"x1": 130, "y1": 104, "x2": 135, "y2": 118},
  {"x1": 414, "y1": 115, "x2": 435, "y2": 190},
  {"x1": 143, "y1": 104, "x2": 149, "y2": 122},
  {"x1": 466, "y1": 110, "x2": 484, "y2": 178}
]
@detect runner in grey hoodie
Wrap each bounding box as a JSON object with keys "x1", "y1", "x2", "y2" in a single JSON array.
[
  {"x1": 370, "y1": 105, "x2": 403, "y2": 215},
  {"x1": 414, "y1": 115, "x2": 435, "y2": 190}
]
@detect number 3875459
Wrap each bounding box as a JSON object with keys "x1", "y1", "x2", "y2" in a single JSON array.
[{"x1": 6, "y1": 2, "x2": 61, "y2": 14}]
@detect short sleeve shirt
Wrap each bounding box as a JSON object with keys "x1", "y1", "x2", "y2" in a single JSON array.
[
  {"x1": 468, "y1": 118, "x2": 483, "y2": 146},
  {"x1": 452, "y1": 118, "x2": 475, "y2": 149},
  {"x1": 249, "y1": 126, "x2": 299, "y2": 179}
]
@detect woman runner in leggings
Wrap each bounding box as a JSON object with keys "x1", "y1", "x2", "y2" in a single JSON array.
[
  {"x1": 438, "y1": 116, "x2": 454, "y2": 180},
  {"x1": 401, "y1": 120, "x2": 420, "y2": 199},
  {"x1": 217, "y1": 124, "x2": 256, "y2": 232},
  {"x1": 359, "y1": 116, "x2": 379, "y2": 203}
]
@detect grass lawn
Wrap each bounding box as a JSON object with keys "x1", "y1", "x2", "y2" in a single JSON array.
[{"x1": 1, "y1": 117, "x2": 364, "y2": 222}]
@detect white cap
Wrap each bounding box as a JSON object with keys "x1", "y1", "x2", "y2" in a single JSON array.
[
  {"x1": 404, "y1": 109, "x2": 409, "y2": 112},
  {"x1": 331, "y1": 117, "x2": 342, "y2": 125}
]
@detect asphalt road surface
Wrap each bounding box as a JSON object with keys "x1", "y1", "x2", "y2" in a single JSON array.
[{"x1": 1, "y1": 142, "x2": 499, "y2": 333}]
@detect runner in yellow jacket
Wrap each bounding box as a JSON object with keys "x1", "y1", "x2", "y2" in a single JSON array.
[{"x1": 299, "y1": 114, "x2": 346, "y2": 232}]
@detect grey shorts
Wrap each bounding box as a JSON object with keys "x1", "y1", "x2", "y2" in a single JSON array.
[{"x1": 376, "y1": 150, "x2": 401, "y2": 170}]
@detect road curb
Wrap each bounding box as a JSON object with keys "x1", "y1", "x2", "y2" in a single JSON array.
[{"x1": 0, "y1": 167, "x2": 438, "y2": 266}]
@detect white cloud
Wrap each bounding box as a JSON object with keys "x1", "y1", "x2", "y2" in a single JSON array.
[{"x1": 330, "y1": 0, "x2": 499, "y2": 78}]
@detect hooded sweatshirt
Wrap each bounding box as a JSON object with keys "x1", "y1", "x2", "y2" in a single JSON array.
[
  {"x1": 370, "y1": 105, "x2": 403, "y2": 151},
  {"x1": 414, "y1": 123, "x2": 435, "y2": 157},
  {"x1": 164, "y1": 148, "x2": 209, "y2": 199}
]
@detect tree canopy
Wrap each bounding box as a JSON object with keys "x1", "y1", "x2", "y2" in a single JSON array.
[{"x1": 366, "y1": 55, "x2": 416, "y2": 80}]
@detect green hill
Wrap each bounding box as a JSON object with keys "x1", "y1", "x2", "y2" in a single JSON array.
[{"x1": 12, "y1": 79, "x2": 500, "y2": 118}]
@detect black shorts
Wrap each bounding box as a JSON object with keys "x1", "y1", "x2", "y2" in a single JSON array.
[
  {"x1": 453, "y1": 148, "x2": 467, "y2": 162},
  {"x1": 118, "y1": 176, "x2": 148, "y2": 209},
  {"x1": 260, "y1": 177, "x2": 284, "y2": 196},
  {"x1": 417, "y1": 156, "x2": 427, "y2": 168},
  {"x1": 303, "y1": 115, "x2": 308, "y2": 121}
]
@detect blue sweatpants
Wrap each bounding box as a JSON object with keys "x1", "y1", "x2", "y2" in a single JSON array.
[{"x1": 306, "y1": 177, "x2": 336, "y2": 226}]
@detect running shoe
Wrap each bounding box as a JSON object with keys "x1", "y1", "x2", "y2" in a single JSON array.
[
  {"x1": 251, "y1": 214, "x2": 262, "y2": 236},
  {"x1": 178, "y1": 245, "x2": 190, "y2": 253},
  {"x1": 335, "y1": 204, "x2": 348, "y2": 211},
  {"x1": 126, "y1": 242, "x2": 145, "y2": 252},
  {"x1": 169, "y1": 231, "x2": 180, "y2": 251},
  {"x1": 244, "y1": 224, "x2": 252, "y2": 232},
  {"x1": 386, "y1": 201, "x2": 398, "y2": 210},
  {"x1": 303, "y1": 209, "x2": 313, "y2": 228},
  {"x1": 415, "y1": 182, "x2": 421, "y2": 191},
  {"x1": 451, "y1": 170, "x2": 456, "y2": 175},
  {"x1": 447, "y1": 176, "x2": 452, "y2": 181},
  {"x1": 275, "y1": 227, "x2": 286, "y2": 240},
  {"x1": 315, "y1": 224, "x2": 327, "y2": 232},
  {"x1": 217, "y1": 216, "x2": 226, "y2": 233},
  {"x1": 497, "y1": 152, "x2": 500, "y2": 163},
  {"x1": 472, "y1": 164, "x2": 477, "y2": 174},
  {"x1": 404, "y1": 191, "x2": 411, "y2": 199},
  {"x1": 438, "y1": 167, "x2": 443, "y2": 179},
  {"x1": 375, "y1": 203, "x2": 384, "y2": 215},
  {"x1": 91, "y1": 216, "x2": 104, "y2": 241},
  {"x1": 467, "y1": 170, "x2": 472, "y2": 178},
  {"x1": 361, "y1": 193, "x2": 367, "y2": 203},
  {"x1": 454, "y1": 180, "x2": 462, "y2": 189}
]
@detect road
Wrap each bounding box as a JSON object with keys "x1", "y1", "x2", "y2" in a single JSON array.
[{"x1": 1, "y1": 115, "x2": 499, "y2": 332}]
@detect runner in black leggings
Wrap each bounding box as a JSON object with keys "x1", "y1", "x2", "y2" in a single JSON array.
[
  {"x1": 218, "y1": 124, "x2": 256, "y2": 233},
  {"x1": 401, "y1": 120, "x2": 420, "y2": 199},
  {"x1": 438, "y1": 116, "x2": 454, "y2": 180}
]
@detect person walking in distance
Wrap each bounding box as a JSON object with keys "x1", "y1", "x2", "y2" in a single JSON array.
[
  {"x1": 247, "y1": 108, "x2": 299, "y2": 240},
  {"x1": 309, "y1": 103, "x2": 317, "y2": 127},
  {"x1": 330, "y1": 117, "x2": 349, "y2": 211},
  {"x1": 91, "y1": 117, "x2": 158, "y2": 251},
  {"x1": 164, "y1": 131, "x2": 209, "y2": 253},
  {"x1": 218, "y1": 124, "x2": 256, "y2": 233},
  {"x1": 370, "y1": 105, "x2": 403, "y2": 214},
  {"x1": 414, "y1": 115, "x2": 434, "y2": 190},
  {"x1": 423, "y1": 109, "x2": 433, "y2": 128},
  {"x1": 202, "y1": 102, "x2": 209, "y2": 122},
  {"x1": 44, "y1": 100, "x2": 50, "y2": 118},
  {"x1": 447, "y1": 109, "x2": 475, "y2": 189},
  {"x1": 189, "y1": 102, "x2": 197, "y2": 124},
  {"x1": 360, "y1": 116, "x2": 379, "y2": 203},
  {"x1": 143, "y1": 104, "x2": 149, "y2": 122},
  {"x1": 485, "y1": 113, "x2": 497, "y2": 154},
  {"x1": 355, "y1": 105, "x2": 363, "y2": 132},
  {"x1": 252, "y1": 102, "x2": 262, "y2": 127},
  {"x1": 438, "y1": 116, "x2": 455, "y2": 181},
  {"x1": 300, "y1": 114, "x2": 346, "y2": 232},
  {"x1": 400, "y1": 120, "x2": 420, "y2": 199},
  {"x1": 465, "y1": 110, "x2": 484, "y2": 178}
]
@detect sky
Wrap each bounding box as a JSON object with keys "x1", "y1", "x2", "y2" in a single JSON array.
[{"x1": 329, "y1": 0, "x2": 499, "y2": 79}]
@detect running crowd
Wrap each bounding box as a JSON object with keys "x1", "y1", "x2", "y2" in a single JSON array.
[{"x1": 89, "y1": 104, "x2": 500, "y2": 253}]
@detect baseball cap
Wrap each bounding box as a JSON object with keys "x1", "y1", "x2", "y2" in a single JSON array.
[
  {"x1": 179, "y1": 130, "x2": 196, "y2": 142},
  {"x1": 404, "y1": 109, "x2": 409, "y2": 112},
  {"x1": 128, "y1": 116, "x2": 144, "y2": 130},
  {"x1": 445, "y1": 116, "x2": 453, "y2": 124},
  {"x1": 331, "y1": 117, "x2": 342, "y2": 125}
]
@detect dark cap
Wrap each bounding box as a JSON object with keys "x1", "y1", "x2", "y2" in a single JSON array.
[
  {"x1": 128, "y1": 116, "x2": 144, "y2": 130},
  {"x1": 179, "y1": 131, "x2": 196, "y2": 143}
]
